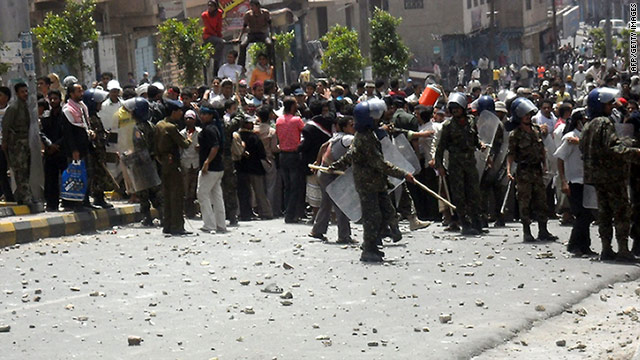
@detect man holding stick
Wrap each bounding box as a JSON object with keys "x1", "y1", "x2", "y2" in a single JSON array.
[{"x1": 329, "y1": 99, "x2": 415, "y2": 263}]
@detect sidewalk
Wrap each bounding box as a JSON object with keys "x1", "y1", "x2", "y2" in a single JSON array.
[{"x1": 0, "y1": 201, "x2": 144, "y2": 248}]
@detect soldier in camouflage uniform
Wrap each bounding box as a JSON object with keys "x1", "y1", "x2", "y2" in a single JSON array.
[
  {"x1": 330, "y1": 99, "x2": 414, "y2": 262},
  {"x1": 580, "y1": 88, "x2": 640, "y2": 262},
  {"x1": 1, "y1": 83, "x2": 36, "y2": 208},
  {"x1": 506, "y1": 97, "x2": 558, "y2": 243},
  {"x1": 128, "y1": 98, "x2": 164, "y2": 226},
  {"x1": 435, "y1": 92, "x2": 485, "y2": 236},
  {"x1": 389, "y1": 98, "x2": 432, "y2": 231},
  {"x1": 82, "y1": 89, "x2": 116, "y2": 209},
  {"x1": 221, "y1": 100, "x2": 242, "y2": 225},
  {"x1": 629, "y1": 111, "x2": 640, "y2": 256}
]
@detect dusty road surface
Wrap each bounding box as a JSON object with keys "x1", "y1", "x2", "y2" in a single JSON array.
[{"x1": 1, "y1": 219, "x2": 639, "y2": 359}]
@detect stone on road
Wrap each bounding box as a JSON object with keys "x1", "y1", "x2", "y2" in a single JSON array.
[{"x1": 0, "y1": 220, "x2": 639, "y2": 359}]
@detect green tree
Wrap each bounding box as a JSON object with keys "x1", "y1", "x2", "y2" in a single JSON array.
[
  {"x1": 247, "y1": 30, "x2": 295, "y2": 66},
  {"x1": 33, "y1": 0, "x2": 98, "y2": 80},
  {"x1": 156, "y1": 18, "x2": 214, "y2": 87},
  {"x1": 0, "y1": 38, "x2": 9, "y2": 77},
  {"x1": 370, "y1": 8, "x2": 411, "y2": 80},
  {"x1": 589, "y1": 27, "x2": 618, "y2": 59},
  {"x1": 319, "y1": 25, "x2": 366, "y2": 84}
]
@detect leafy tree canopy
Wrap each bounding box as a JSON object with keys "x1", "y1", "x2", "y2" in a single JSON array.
[
  {"x1": 156, "y1": 18, "x2": 214, "y2": 87},
  {"x1": 33, "y1": 0, "x2": 98, "y2": 78},
  {"x1": 320, "y1": 25, "x2": 366, "y2": 84},
  {"x1": 370, "y1": 8, "x2": 411, "y2": 80}
]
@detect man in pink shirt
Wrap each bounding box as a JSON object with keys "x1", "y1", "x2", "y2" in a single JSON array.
[{"x1": 276, "y1": 96, "x2": 305, "y2": 223}]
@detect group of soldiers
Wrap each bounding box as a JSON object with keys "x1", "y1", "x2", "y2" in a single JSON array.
[{"x1": 323, "y1": 85, "x2": 639, "y2": 263}]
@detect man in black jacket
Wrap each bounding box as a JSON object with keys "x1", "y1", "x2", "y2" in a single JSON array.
[
  {"x1": 298, "y1": 100, "x2": 333, "y2": 218},
  {"x1": 40, "y1": 90, "x2": 67, "y2": 211},
  {"x1": 235, "y1": 116, "x2": 272, "y2": 220}
]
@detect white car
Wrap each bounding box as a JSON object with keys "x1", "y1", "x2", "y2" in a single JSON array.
[{"x1": 598, "y1": 19, "x2": 626, "y2": 34}]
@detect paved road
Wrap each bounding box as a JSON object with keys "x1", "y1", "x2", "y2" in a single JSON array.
[{"x1": 1, "y1": 219, "x2": 639, "y2": 359}]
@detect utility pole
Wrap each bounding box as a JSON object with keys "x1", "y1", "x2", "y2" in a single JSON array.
[
  {"x1": 0, "y1": 1, "x2": 45, "y2": 203},
  {"x1": 358, "y1": 0, "x2": 370, "y2": 57},
  {"x1": 489, "y1": 0, "x2": 496, "y2": 65},
  {"x1": 551, "y1": 0, "x2": 559, "y2": 63},
  {"x1": 604, "y1": 0, "x2": 614, "y2": 69}
]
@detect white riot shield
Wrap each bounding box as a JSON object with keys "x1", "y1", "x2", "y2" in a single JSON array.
[
  {"x1": 381, "y1": 136, "x2": 415, "y2": 190},
  {"x1": 120, "y1": 149, "x2": 161, "y2": 193},
  {"x1": 474, "y1": 111, "x2": 501, "y2": 181},
  {"x1": 327, "y1": 135, "x2": 416, "y2": 222},
  {"x1": 392, "y1": 133, "x2": 421, "y2": 173},
  {"x1": 582, "y1": 184, "x2": 598, "y2": 209},
  {"x1": 485, "y1": 128, "x2": 509, "y2": 181},
  {"x1": 615, "y1": 123, "x2": 634, "y2": 138},
  {"x1": 326, "y1": 168, "x2": 361, "y2": 222},
  {"x1": 542, "y1": 133, "x2": 556, "y2": 187}
]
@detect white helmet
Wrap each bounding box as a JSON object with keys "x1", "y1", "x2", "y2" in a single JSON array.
[
  {"x1": 107, "y1": 80, "x2": 122, "y2": 91},
  {"x1": 447, "y1": 92, "x2": 467, "y2": 110}
]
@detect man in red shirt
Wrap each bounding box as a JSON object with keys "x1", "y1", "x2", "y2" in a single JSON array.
[
  {"x1": 276, "y1": 96, "x2": 305, "y2": 223},
  {"x1": 202, "y1": 0, "x2": 225, "y2": 75}
]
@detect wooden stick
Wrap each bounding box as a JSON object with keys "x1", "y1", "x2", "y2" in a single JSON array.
[
  {"x1": 441, "y1": 174, "x2": 455, "y2": 215},
  {"x1": 500, "y1": 179, "x2": 512, "y2": 215},
  {"x1": 309, "y1": 164, "x2": 456, "y2": 210},
  {"x1": 414, "y1": 179, "x2": 457, "y2": 211},
  {"x1": 308, "y1": 164, "x2": 344, "y2": 175}
]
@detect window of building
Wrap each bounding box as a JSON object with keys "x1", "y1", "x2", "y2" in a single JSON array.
[
  {"x1": 345, "y1": 4, "x2": 352, "y2": 28},
  {"x1": 474, "y1": 0, "x2": 478, "y2": 6},
  {"x1": 481, "y1": 0, "x2": 484, "y2": 4},
  {"x1": 526, "y1": 0, "x2": 532, "y2": 10},
  {"x1": 370, "y1": 0, "x2": 389, "y2": 12},
  {"x1": 317, "y1": 6, "x2": 328, "y2": 37},
  {"x1": 404, "y1": 0, "x2": 423, "y2": 9},
  {"x1": 467, "y1": 0, "x2": 472, "y2": 9}
]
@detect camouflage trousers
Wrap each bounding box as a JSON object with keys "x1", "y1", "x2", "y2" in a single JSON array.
[
  {"x1": 137, "y1": 185, "x2": 163, "y2": 221},
  {"x1": 396, "y1": 182, "x2": 417, "y2": 220},
  {"x1": 515, "y1": 167, "x2": 548, "y2": 225},
  {"x1": 448, "y1": 159, "x2": 481, "y2": 224},
  {"x1": 7, "y1": 139, "x2": 33, "y2": 204},
  {"x1": 358, "y1": 190, "x2": 396, "y2": 252},
  {"x1": 182, "y1": 165, "x2": 199, "y2": 218},
  {"x1": 88, "y1": 148, "x2": 116, "y2": 196},
  {"x1": 629, "y1": 169, "x2": 640, "y2": 241},
  {"x1": 222, "y1": 156, "x2": 239, "y2": 220},
  {"x1": 594, "y1": 182, "x2": 631, "y2": 247}
]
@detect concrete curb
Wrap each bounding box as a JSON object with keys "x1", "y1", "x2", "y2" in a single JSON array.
[
  {"x1": 0, "y1": 203, "x2": 31, "y2": 218},
  {"x1": 0, "y1": 205, "x2": 143, "y2": 248}
]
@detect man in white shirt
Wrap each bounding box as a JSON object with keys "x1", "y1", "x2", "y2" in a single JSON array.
[
  {"x1": 553, "y1": 108, "x2": 595, "y2": 256},
  {"x1": 217, "y1": 50, "x2": 243, "y2": 83},
  {"x1": 532, "y1": 99, "x2": 557, "y2": 135},
  {"x1": 586, "y1": 61, "x2": 602, "y2": 84},
  {"x1": 209, "y1": 79, "x2": 235, "y2": 109},
  {"x1": 180, "y1": 110, "x2": 201, "y2": 218},
  {"x1": 357, "y1": 82, "x2": 376, "y2": 103}
]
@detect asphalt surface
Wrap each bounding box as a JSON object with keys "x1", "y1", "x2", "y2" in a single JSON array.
[{"x1": 1, "y1": 219, "x2": 639, "y2": 359}]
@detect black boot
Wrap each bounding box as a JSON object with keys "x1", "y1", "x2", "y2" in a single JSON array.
[
  {"x1": 522, "y1": 223, "x2": 535, "y2": 242},
  {"x1": 473, "y1": 218, "x2": 489, "y2": 234},
  {"x1": 93, "y1": 193, "x2": 114, "y2": 209},
  {"x1": 537, "y1": 222, "x2": 558, "y2": 241},
  {"x1": 600, "y1": 239, "x2": 617, "y2": 261},
  {"x1": 389, "y1": 222, "x2": 402, "y2": 243},
  {"x1": 632, "y1": 238, "x2": 640, "y2": 256},
  {"x1": 461, "y1": 220, "x2": 481, "y2": 236}
]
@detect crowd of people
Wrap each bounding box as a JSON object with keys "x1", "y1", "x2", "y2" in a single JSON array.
[{"x1": 0, "y1": 0, "x2": 639, "y2": 262}]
